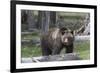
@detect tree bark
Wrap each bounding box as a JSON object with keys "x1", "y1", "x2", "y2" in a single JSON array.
[
  {"x1": 49, "y1": 12, "x2": 57, "y2": 27},
  {"x1": 27, "y1": 10, "x2": 35, "y2": 31},
  {"x1": 41, "y1": 11, "x2": 50, "y2": 34}
]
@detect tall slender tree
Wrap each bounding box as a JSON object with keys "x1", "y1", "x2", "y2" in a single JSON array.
[
  {"x1": 49, "y1": 11, "x2": 57, "y2": 27},
  {"x1": 27, "y1": 10, "x2": 35, "y2": 31},
  {"x1": 41, "y1": 11, "x2": 50, "y2": 34}
]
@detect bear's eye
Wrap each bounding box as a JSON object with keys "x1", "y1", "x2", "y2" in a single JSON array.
[
  {"x1": 70, "y1": 31, "x2": 73, "y2": 34},
  {"x1": 62, "y1": 31, "x2": 65, "y2": 35},
  {"x1": 61, "y1": 31, "x2": 69, "y2": 35}
]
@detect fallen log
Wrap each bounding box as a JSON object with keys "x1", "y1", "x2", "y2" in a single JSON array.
[
  {"x1": 21, "y1": 53, "x2": 81, "y2": 63},
  {"x1": 21, "y1": 58, "x2": 33, "y2": 63}
]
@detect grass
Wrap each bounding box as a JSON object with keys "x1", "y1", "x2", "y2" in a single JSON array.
[
  {"x1": 21, "y1": 41, "x2": 90, "y2": 60},
  {"x1": 21, "y1": 32, "x2": 40, "y2": 40},
  {"x1": 74, "y1": 41, "x2": 90, "y2": 60},
  {"x1": 21, "y1": 45, "x2": 42, "y2": 58}
]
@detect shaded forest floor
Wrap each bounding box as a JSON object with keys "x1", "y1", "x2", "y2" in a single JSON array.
[{"x1": 21, "y1": 41, "x2": 90, "y2": 60}]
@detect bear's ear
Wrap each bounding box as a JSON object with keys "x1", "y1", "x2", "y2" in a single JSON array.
[
  {"x1": 70, "y1": 30, "x2": 74, "y2": 34},
  {"x1": 60, "y1": 27, "x2": 67, "y2": 31},
  {"x1": 60, "y1": 27, "x2": 67, "y2": 35},
  {"x1": 71, "y1": 30, "x2": 76, "y2": 36}
]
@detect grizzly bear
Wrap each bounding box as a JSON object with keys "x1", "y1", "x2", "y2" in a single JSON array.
[{"x1": 41, "y1": 27, "x2": 74, "y2": 56}]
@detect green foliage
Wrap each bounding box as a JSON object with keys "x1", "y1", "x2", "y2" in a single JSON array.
[
  {"x1": 21, "y1": 41, "x2": 90, "y2": 60},
  {"x1": 22, "y1": 32, "x2": 40, "y2": 40},
  {"x1": 21, "y1": 45, "x2": 42, "y2": 57},
  {"x1": 74, "y1": 41, "x2": 90, "y2": 59}
]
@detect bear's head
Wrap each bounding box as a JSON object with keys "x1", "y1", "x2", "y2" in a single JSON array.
[{"x1": 60, "y1": 27, "x2": 74, "y2": 46}]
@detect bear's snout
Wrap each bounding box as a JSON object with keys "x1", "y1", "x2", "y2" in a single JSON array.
[{"x1": 64, "y1": 38, "x2": 68, "y2": 43}]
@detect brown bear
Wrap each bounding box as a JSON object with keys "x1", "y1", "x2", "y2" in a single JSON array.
[{"x1": 41, "y1": 27, "x2": 74, "y2": 56}]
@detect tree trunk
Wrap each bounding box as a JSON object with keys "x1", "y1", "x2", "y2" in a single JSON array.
[
  {"x1": 21, "y1": 10, "x2": 28, "y2": 31},
  {"x1": 49, "y1": 12, "x2": 57, "y2": 27},
  {"x1": 37, "y1": 11, "x2": 42, "y2": 29},
  {"x1": 41, "y1": 11, "x2": 50, "y2": 34},
  {"x1": 27, "y1": 10, "x2": 35, "y2": 31}
]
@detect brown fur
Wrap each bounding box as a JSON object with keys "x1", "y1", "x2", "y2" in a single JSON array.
[{"x1": 41, "y1": 27, "x2": 74, "y2": 56}]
